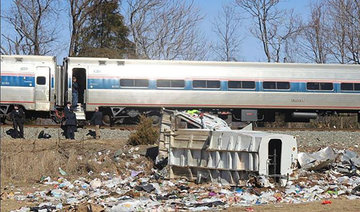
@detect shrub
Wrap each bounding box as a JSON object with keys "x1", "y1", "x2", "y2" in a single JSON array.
[{"x1": 128, "y1": 115, "x2": 160, "y2": 145}]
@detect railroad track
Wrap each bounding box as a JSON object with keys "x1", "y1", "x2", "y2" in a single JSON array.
[
  {"x1": 1, "y1": 123, "x2": 359, "y2": 132},
  {"x1": 0, "y1": 123, "x2": 137, "y2": 131}
]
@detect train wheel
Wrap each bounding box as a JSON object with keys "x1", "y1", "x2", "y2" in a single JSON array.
[{"x1": 102, "y1": 114, "x2": 111, "y2": 126}]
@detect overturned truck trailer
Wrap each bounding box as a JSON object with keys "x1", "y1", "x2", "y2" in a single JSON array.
[{"x1": 157, "y1": 110, "x2": 298, "y2": 186}]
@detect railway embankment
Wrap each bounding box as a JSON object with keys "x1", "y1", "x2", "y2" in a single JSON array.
[{"x1": 1, "y1": 125, "x2": 360, "y2": 211}]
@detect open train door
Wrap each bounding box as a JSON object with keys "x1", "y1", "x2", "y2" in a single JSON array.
[{"x1": 35, "y1": 66, "x2": 51, "y2": 111}]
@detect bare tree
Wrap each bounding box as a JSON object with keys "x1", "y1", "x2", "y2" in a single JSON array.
[
  {"x1": 67, "y1": 0, "x2": 100, "y2": 56},
  {"x1": 1, "y1": 0, "x2": 57, "y2": 55},
  {"x1": 124, "y1": 0, "x2": 207, "y2": 60},
  {"x1": 211, "y1": 3, "x2": 243, "y2": 61},
  {"x1": 299, "y1": 3, "x2": 330, "y2": 63},
  {"x1": 235, "y1": 0, "x2": 302, "y2": 62},
  {"x1": 327, "y1": 0, "x2": 360, "y2": 64}
]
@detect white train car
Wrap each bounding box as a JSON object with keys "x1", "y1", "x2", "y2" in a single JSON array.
[
  {"x1": 0, "y1": 55, "x2": 58, "y2": 120},
  {"x1": 64, "y1": 57, "x2": 360, "y2": 124}
]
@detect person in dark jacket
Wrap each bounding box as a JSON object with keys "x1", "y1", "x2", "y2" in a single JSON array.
[
  {"x1": 89, "y1": 107, "x2": 103, "y2": 139},
  {"x1": 72, "y1": 77, "x2": 79, "y2": 110},
  {"x1": 64, "y1": 101, "x2": 72, "y2": 116},
  {"x1": 61, "y1": 102, "x2": 72, "y2": 138},
  {"x1": 11, "y1": 105, "x2": 25, "y2": 138},
  {"x1": 65, "y1": 109, "x2": 77, "y2": 139}
]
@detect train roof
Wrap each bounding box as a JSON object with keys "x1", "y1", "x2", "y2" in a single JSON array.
[
  {"x1": 1, "y1": 55, "x2": 56, "y2": 63},
  {"x1": 2, "y1": 55, "x2": 359, "y2": 72},
  {"x1": 66, "y1": 57, "x2": 360, "y2": 71}
]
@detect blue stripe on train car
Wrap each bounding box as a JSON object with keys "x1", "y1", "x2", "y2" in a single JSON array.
[
  {"x1": 86, "y1": 78, "x2": 349, "y2": 93},
  {"x1": 51, "y1": 77, "x2": 54, "y2": 88},
  {"x1": 88, "y1": 78, "x2": 120, "y2": 89},
  {"x1": 0, "y1": 76, "x2": 35, "y2": 87}
]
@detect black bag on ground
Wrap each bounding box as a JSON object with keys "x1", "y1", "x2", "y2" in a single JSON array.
[
  {"x1": 6, "y1": 129, "x2": 19, "y2": 139},
  {"x1": 38, "y1": 130, "x2": 52, "y2": 139},
  {"x1": 86, "y1": 130, "x2": 96, "y2": 138}
]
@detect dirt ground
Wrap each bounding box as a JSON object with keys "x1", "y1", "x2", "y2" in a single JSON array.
[
  {"x1": 1, "y1": 138, "x2": 360, "y2": 211},
  {"x1": 228, "y1": 198, "x2": 360, "y2": 212}
]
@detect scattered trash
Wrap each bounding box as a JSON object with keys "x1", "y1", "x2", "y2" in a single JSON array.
[
  {"x1": 4, "y1": 146, "x2": 360, "y2": 212},
  {"x1": 321, "y1": 200, "x2": 332, "y2": 205},
  {"x1": 298, "y1": 147, "x2": 337, "y2": 170},
  {"x1": 90, "y1": 178, "x2": 102, "y2": 190},
  {"x1": 58, "y1": 167, "x2": 67, "y2": 176},
  {"x1": 351, "y1": 185, "x2": 360, "y2": 196}
]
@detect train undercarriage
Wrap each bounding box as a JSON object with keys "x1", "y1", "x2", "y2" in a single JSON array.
[
  {"x1": 95, "y1": 106, "x2": 360, "y2": 127},
  {"x1": 1, "y1": 103, "x2": 359, "y2": 128}
]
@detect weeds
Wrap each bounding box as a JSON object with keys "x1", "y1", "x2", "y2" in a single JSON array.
[{"x1": 128, "y1": 115, "x2": 160, "y2": 146}]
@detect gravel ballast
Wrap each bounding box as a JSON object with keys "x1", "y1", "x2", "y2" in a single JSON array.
[
  {"x1": 266, "y1": 130, "x2": 360, "y2": 152},
  {"x1": 0, "y1": 126, "x2": 131, "y2": 141},
  {"x1": 1, "y1": 126, "x2": 359, "y2": 151}
]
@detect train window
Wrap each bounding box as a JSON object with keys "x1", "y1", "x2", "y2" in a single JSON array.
[
  {"x1": 171, "y1": 80, "x2": 185, "y2": 87},
  {"x1": 207, "y1": 80, "x2": 220, "y2": 88},
  {"x1": 120, "y1": 79, "x2": 133, "y2": 86},
  {"x1": 341, "y1": 83, "x2": 354, "y2": 91},
  {"x1": 228, "y1": 81, "x2": 241, "y2": 88},
  {"x1": 228, "y1": 81, "x2": 255, "y2": 89},
  {"x1": 263, "y1": 82, "x2": 276, "y2": 89},
  {"x1": 320, "y1": 83, "x2": 333, "y2": 90},
  {"x1": 157, "y1": 80, "x2": 170, "y2": 87},
  {"x1": 193, "y1": 80, "x2": 220, "y2": 89},
  {"x1": 243, "y1": 81, "x2": 256, "y2": 89},
  {"x1": 193, "y1": 80, "x2": 206, "y2": 88},
  {"x1": 341, "y1": 83, "x2": 360, "y2": 91},
  {"x1": 135, "y1": 79, "x2": 149, "y2": 87},
  {"x1": 277, "y1": 82, "x2": 290, "y2": 89},
  {"x1": 307, "y1": 82, "x2": 319, "y2": 90},
  {"x1": 157, "y1": 80, "x2": 185, "y2": 88},
  {"x1": 36, "y1": 76, "x2": 46, "y2": 85},
  {"x1": 120, "y1": 79, "x2": 149, "y2": 87},
  {"x1": 263, "y1": 81, "x2": 289, "y2": 90},
  {"x1": 307, "y1": 82, "x2": 333, "y2": 90},
  {"x1": 355, "y1": 83, "x2": 360, "y2": 91}
]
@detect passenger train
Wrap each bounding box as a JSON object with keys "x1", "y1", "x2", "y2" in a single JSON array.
[{"x1": 1, "y1": 55, "x2": 360, "y2": 125}]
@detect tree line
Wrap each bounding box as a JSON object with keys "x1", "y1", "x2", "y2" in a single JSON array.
[{"x1": 1, "y1": 0, "x2": 359, "y2": 64}]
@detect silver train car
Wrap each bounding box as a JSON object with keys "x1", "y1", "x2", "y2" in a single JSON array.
[
  {"x1": 1, "y1": 55, "x2": 360, "y2": 124},
  {"x1": 0, "y1": 55, "x2": 60, "y2": 120}
]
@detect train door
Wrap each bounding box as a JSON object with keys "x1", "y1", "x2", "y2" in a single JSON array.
[
  {"x1": 35, "y1": 66, "x2": 51, "y2": 111},
  {"x1": 268, "y1": 139, "x2": 282, "y2": 182},
  {"x1": 72, "y1": 68, "x2": 87, "y2": 105}
]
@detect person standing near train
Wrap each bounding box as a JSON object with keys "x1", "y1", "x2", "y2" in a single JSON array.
[
  {"x1": 72, "y1": 76, "x2": 79, "y2": 110},
  {"x1": 11, "y1": 105, "x2": 25, "y2": 138},
  {"x1": 65, "y1": 108, "x2": 77, "y2": 139},
  {"x1": 89, "y1": 107, "x2": 103, "y2": 139}
]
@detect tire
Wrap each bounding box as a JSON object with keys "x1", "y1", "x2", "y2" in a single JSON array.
[
  {"x1": 102, "y1": 114, "x2": 111, "y2": 126},
  {"x1": 150, "y1": 114, "x2": 161, "y2": 126}
]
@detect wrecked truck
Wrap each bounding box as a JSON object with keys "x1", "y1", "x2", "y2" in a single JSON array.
[{"x1": 156, "y1": 110, "x2": 298, "y2": 186}]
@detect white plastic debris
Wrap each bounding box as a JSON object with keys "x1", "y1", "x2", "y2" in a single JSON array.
[
  {"x1": 90, "y1": 178, "x2": 102, "y2": 190},
  {"x1": 298, "y1": 147, "x2": 337, "y2": 170}
]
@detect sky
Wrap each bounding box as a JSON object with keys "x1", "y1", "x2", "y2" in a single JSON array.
[{"x1": 1, "y1": 0, "x2": 313, "y2": 64}]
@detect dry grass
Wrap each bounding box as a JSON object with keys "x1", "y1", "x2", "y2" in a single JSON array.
[
  {"x1": 128, "y1": 115, "x2": 160, "y2": 146},
  {"x1": 0, "y1": 138, "x2": 153, "y2": 185}
]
